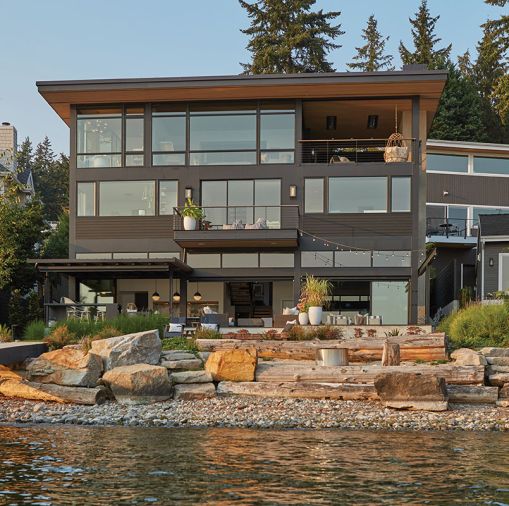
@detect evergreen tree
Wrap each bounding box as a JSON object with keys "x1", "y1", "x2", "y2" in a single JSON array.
[
  {"x1": 399, "y1": 0, "x2": 452, "y2": 69},
  {"x1": 457, "y1": 50, "x2": 474, "y2": 78},
  {"x1": 16, "y1": 137, "x2": 32, "y2": 174},
  {"x1": 31, "y1": 137, "x2": 69, "y2": 221},
  {"x1": 42, "y1": 212, "x2": 69, "y2": 259},
  {"x1": 485, "y1": 0, "x2": 509, "y2": 51},
  {"x1": 239, "y1": 0, "x2": 343, "y2": 74},
  {"x1": 347, "y1": 15, "x2": 394, "y2": 72},
  {"x1": 430, "y1": 65, "x2": 488, "y2": 142}
]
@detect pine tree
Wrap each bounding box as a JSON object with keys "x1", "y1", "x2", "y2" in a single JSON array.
[
  {"x1": 430, "y1": 65, "x2": 488, "y2": 142},
  {"x1": 484, "y1": 0, "x2": 509, "y2": 52},
  {"x1": 16, "y1": 137, "x2": 32, "y2": 174},
  {"x1": 347, "y1": 15, "x2": 394, "y2": 72},
  {"x1": 32, "y1": 137, "x2": 69, "y2": 221},
  {"x1": 399, "y1": 0, "x2": 452, "y2": 69},
  {"x1": 457, "y1": 50, "x2": 474, "y2": 78},
  {"x1": 239, "y1": 0, "x2": 344, "y2": 74},
  {"x1": 42, "y1": 212, "x2": 69, "y2": 259}
]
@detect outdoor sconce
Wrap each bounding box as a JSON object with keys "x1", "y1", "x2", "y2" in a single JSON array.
[
  {"x1": 443, "y1": 190, "x2": 449, "y2": 197},
  {"x1": 489, "y1": 257, "x2": 495, "y2": 267},
  {"x1": 289, "y1": 185, "x2": 297, "y2": 198},
  {"x1": 172, "y1": 291, "x2": 181, "y2": 303},
  {"x1": 326, "y1": 115, "x2": 337, "y2": 130},
  {"x1": 185, "y1": 187, "x2": 193, "y2": 200},
  {"x1": 367, "y1": 115, "x2": 378, "y2": 129}
]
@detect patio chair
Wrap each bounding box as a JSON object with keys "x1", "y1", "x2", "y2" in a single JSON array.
[{"x1": 164, "y1": 320, "x2": 185, "y2": 338}]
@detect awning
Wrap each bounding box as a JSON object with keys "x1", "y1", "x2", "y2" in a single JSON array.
[{"x1": 30, "y1": 258, "x2": 193, "y2": 275}]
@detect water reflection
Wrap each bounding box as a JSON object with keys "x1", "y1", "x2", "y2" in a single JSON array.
[{"x1": 0, "y1": 425, "x2": 507, "y2": 505}]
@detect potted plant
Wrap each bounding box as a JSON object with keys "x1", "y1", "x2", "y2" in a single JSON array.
[
  {"x1": 181, "y1": 198, "x2": 204, "y2": 231},
  {"x1": 301, "y1": 275, "x2": 331, "y2": 326},
  {"x1": 297, "y1": 297, "x2": 309, "y2": 326}
]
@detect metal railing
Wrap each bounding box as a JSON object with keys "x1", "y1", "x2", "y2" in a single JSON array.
[
  {"x1": 426, "y1": 217, "x2": 479, "y2": 239},
  {"x1": 173, "y1": 205, "x2": 300, "y2": 231},
  {"x1": 299, "y1": 138, "x2": 415, "y2": 164}
]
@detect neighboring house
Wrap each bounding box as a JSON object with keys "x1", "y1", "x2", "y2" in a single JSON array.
[
  {"x1": 35, "y1": 67, "x2": 447, "y2": 325},
  {"x1": 0, "y1": 121, "x2": 34, "y2": 201},
  {"x1": 477, "y1": 214, "x2": 509, "y2": 299},
  {"x1": 425, "y1": 139, "x2": 509, "y2": 314}
]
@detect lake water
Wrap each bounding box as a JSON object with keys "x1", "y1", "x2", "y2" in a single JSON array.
[{"x1": 0, "y1": 426, "x2": 508, "y2": 505}]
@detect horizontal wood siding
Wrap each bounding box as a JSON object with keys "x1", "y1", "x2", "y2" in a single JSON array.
[
  {"x1": 302, "y1": 214, "x2": 413, "y2": 237},
  {"x1": 428, "y1": 173, "x2": 509, "y2": 207},
  {"x1": 76, "y1": 217, "x2": 172, "y2": 239}
]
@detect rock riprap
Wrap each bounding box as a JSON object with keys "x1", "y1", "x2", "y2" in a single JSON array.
[
  {"x1": 173, "y1": 383, "x2": 216, "y2": 400},
  {"x1": 101, "y1": 364, "x2": 172, "y2": 405},
  {"x1": 482, "y1": 347, "x2": 509, "y2": 387},
  {"x1": 205, "y1": 348, "x2": 257, "y2": 382},
  {"x1": 451, "y1": 348, "x2": 487, "y2": 366},
  {"x1": 374, "y1": 372, "x2": 448, "y2": 411},
  {"x1": 91, "y1": 330, "x2": 161, "y2": 370},
  {"x1": 26, "y1": 346, "x2": 102, "y2": 387}
]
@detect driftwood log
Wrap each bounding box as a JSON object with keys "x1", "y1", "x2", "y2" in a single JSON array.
[
  {"x1": 381, "y1": 342, "x2": 401, "y2": 366},
  {"x1": 217, "y1": 381, "x2": 378, "y2": 400},
  {"x1": 196, "y1": 334, "x2": 447, "y2": 362},
  {"x1": 255, "y1": 363, "x2": 485, "y2": 386},
  {"x1": 447, "y1": 385, "x2": 499, "y2": 404},
  {"x1": 0, "y1": 379, "x2": 110, "y2": 405}
]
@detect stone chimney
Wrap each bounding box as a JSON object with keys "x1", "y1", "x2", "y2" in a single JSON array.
[{"x1": 0, "y1": 122, "x2": 18, "y2": 171}]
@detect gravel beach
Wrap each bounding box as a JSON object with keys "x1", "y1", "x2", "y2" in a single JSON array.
[{"x1": 1, "y1": 397, "x2": 509, "y2": 431}]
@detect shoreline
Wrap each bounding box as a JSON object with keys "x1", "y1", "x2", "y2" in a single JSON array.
[{"x1": 1, "y1": 398, "x2": 508, "y2": 431}]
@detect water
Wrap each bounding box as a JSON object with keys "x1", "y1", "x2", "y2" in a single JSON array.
[{"x1": 0, "y1": 426, "x2": 508, "y2": 505}]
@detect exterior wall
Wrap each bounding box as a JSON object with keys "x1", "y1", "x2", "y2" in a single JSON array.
[
  {"x1": 480, "y1": 242, "x2": 509, "y2": 297},
  {"x1": 273, "y1": 280, "x2": 294, "y2": 314}
]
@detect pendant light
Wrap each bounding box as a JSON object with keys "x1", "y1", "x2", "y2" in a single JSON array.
[
  {"x1": 193, "y1": 281, "x2": 202, "y2": 301},
  {"x1": 172, "y1": 291, "x2": 181, "y2": 303},
  {"x1": 151, "y1": 280, "x2": 160, "y2": 302}
]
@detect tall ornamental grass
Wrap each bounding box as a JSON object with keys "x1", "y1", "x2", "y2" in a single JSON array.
[{"x1": 438, "y1": 302, "x2": 509, "y2": 349}]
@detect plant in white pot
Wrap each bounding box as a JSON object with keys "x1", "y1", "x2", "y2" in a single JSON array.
[
  {"x1": 301, "y1": 275, "x2": 332, "y2": 326},
  {"x1": 297, "y1": 297, "x2": 309, "y2": 326},
  {"x1": 181, "y1": 198, "x2": 204, "y2": 231}
]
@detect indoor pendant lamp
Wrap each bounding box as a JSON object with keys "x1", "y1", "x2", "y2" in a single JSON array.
[
  {"x1": 193, "y1": 281, "x2": 202, "y2": 301},
  {"x1": 172, "y1": 291, "x2": 181, "y2": 303},
  {"x1": 151, "y1": 280, "x2": 161, "y2": 302}
]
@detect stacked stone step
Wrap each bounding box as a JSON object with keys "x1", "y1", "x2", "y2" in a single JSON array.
[
  {"x1": 160, "y1": 350, "x2": 215, "y2": 400},
  {"x1": 481, "y1": 347, "x2": 509, "y2": 407}
]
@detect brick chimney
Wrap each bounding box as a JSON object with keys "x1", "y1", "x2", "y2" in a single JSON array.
[{"x1": 0, "y1": 122, "x2": 18, "y2": 171}]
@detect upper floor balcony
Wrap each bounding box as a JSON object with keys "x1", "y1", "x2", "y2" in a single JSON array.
[
  {"x1": 173, "y1": 205, "x2": 300, "y2": 249},
  {"x1": 426, "y1": 217, "x2": 478, "y2": 245}
]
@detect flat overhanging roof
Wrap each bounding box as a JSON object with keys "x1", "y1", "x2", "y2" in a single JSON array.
[
  {"x1": 30, "y1": 258, "x2": 193, "y2": 274},
  {"x1": 37, "y1": 69, "x2": 448, "y2": 125}
]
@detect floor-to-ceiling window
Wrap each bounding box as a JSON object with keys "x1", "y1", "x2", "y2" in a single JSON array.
[{"x1": 371, "y1": 281, "x2": 409, "y2": 324}]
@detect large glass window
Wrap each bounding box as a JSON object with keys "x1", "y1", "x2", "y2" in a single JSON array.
[
  {"x1": 190, "y1": 106, "x2": 256, "y2": 165},
  {"x1": 473, "y1": 206, "x2": 507, "y2": 224},
  {"x1": 329, "y1": 177, "x2": 387, "y2": 213},
  {"x1": 500, "y1": 254, "x2": 509, "y2": 291},
  {"x1": 77, "y1": 182, "x2": 95, "y2": 217},
  {"x1": 391, "y1": 177, "x2": 411, "y2": 212},
  {"x1": 79, "y1": 279, "x2": 115, "y2": 304},
  {"x1": 474, "y1": 156, "x2": 509, "y2": 175},
  {"x1": 222, "y1": 253, "x2": 258, "y2": 268},
  {"x1": 427, "y1": 153, "x2": 468, "y2": 173},
  {"x1": 201, "y1": 179, "x2": 281, "y2": 228},
  {"x1": 373, "y1": 251, "x2": 411, "y2": 267},
  {"x1": 125, "y1": 107, "x2": 144, "y2": 167},
  {"x1": 99, "y1": 181, "x2": 155, "y2": 216},
  {"x1": 371, "y1": 281, "x2": 409, "y2": 324},
  {"x1": 152, "y1": 105, "x2": 186, "y2": 166},
  {"x1": 77, "y1": 108, "x2": 122, "y2": 168},
  {"x1": 327, "y1": 281, "x2": 370, "y2": 315},
  {"x1": 159, "y1": 181, "x2": 178, "y2": 215},
  {"x1": 186, "y1": 253, "x2": 221, "y2": 268},
  {"x1": 305, "y1": 178, "x2": 324, "y2": 213},
  {"x1": 260, "y1": 106, "x2": 295, "y2": 164}
]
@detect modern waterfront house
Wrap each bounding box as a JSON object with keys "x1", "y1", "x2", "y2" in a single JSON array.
[
  {"x1": 35, "y1": 67, "x2": 447, "y2": 325},
  {"x1": 425, "y1": 139, "x2": 509, "y2": 315}
]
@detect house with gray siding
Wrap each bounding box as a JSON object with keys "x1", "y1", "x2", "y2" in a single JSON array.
[{"x1": 34, "y1": 67, "x2": 447, "y2": 326}]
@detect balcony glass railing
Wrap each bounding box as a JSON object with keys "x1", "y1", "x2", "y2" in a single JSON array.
[
  {"x1": 173, "y1": 205, "x2": 300, "y2": 231},
  {"x1": 426, "y1": 217, "x2": 478, "y2": 239},
  {"x1": 299, "y1": 138, "x2": 415, "y2": 164}
]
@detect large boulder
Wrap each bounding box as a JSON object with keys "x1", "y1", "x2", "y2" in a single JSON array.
[
  {"x1": 450, "y1": 348, "x2": 487, "y2": 366},
  {"x1": 101, "y1": 364, "x2": 171, "y2": 404},
  {"x1": 205, "y1": 348, "x2": 257, "y2": 382},
  {"x1": 174, "y1": 383, "x2": 216, "y2": 400},
  {"x1": 91, "y1": 330, "x2": 161, "y2": 371},
  {"x1": 498, "y1": 383, "x2": 509, "y2": 407},
  {"x1": 26, "y1": 346, "x2": 102, "y2": 387},
  {"x1": 374, "y1": 372, "x2": 448, "y2": 411},
  {"x1": 480, "y1": 347, "x2": 509, "y2": 358},
  {"x1": 170, "y1": 370, "x2": 213, "y2": 384}
]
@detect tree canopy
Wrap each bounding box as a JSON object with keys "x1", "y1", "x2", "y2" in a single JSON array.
[
  {"x1": 239, "y1": 0, "x2": 343, "y2": 73},
  {"x1": 347, "y1": 15, "x2": 394, "y2": 72}
]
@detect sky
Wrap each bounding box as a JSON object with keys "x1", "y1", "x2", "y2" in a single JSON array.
[{"x1": 0, "y1": 0, "x2": 505, "y2": 155}]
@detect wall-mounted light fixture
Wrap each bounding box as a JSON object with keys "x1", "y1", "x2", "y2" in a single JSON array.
[
  {"x1": 489, "y1": 257, "x2": 495, "y2": 267},
  {"x1": 367, "y1": 115, "x2": 378, "y2": 129},
  {"x1": 185, "y1": 187, "x2": 193, "y2": 200},
  {"x1": 443, "y1": 190, "x2": 449, "y2": 197},
  {"x1": 289, "y1": 185, "x2": 297, "y2": 198},
  {"x1": 172, "y1": 291, "x2": 181, "y2": 303},
  {"x1": 326, "y1": 115, "x2": 337, "y2": 130}
]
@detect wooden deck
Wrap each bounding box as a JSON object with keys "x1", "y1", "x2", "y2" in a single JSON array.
[{"x1": 0, "y1": 342, "x2": 47, "y2": 366}]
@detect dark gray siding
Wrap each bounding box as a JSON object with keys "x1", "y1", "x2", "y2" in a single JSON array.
[{"x1": 481, "y1": 242, "x2": 509, "y2": 296}]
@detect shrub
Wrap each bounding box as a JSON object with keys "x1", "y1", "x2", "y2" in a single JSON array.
[
  {"x1": 285, "y1": 326, "x2": 310, "y2": 340},
  {"x1": 24, "y1": 320, "x2": 46, "y2": 341},
  {"x1": 161, "y1": 337, "x2": 198, "y2": 353},
  {"x1": 439, "y1": 303, "x2": 509, "y2": 349},
  {"x1": 44, "y1": 325, "x2": 77, "y2": 350},
  {"x1": 0, "y1": 324, "x2": 13, "y2": 343},
  {"x1": 194, "y1": 327, "x2": 222, "y2": 340},
  {"x1": 309, "y1": 325, "x2": 343, "y2": 340}
]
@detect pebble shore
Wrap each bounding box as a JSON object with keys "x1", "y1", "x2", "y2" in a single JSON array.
[{"x1": 1, "y1": 397, "x2": 509, "y2": 431}]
